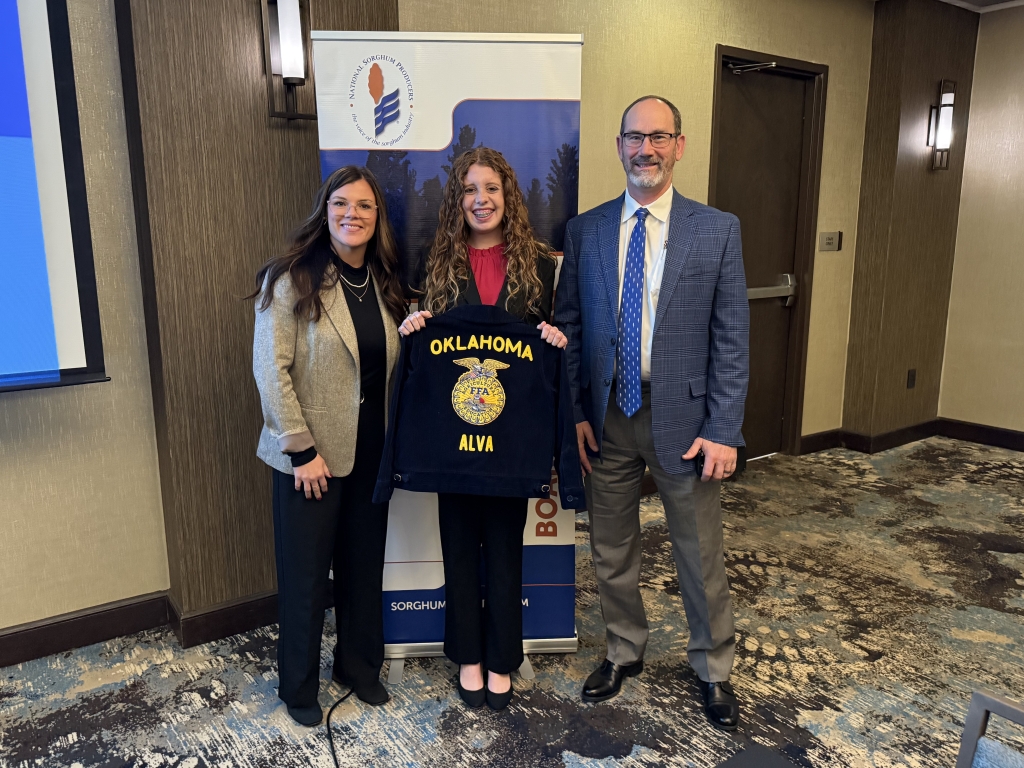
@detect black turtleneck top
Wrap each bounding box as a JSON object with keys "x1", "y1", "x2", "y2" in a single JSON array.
[{"x1": 336, "y1": 258, "x2": 386, "y2": 400}]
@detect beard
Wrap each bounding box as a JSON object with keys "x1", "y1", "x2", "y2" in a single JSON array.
[{"x1": 624, "y1": 153, "x2": 673, "y2": 189}]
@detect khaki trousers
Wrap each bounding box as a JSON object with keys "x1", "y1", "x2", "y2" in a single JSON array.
[{"x1": 585, "y1": 390, "x2": 736, "y2": 682}]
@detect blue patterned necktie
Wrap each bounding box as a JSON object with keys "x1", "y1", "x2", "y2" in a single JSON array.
[{"x1": 617, "y1": 208, "x2": 648, "y2": 417}]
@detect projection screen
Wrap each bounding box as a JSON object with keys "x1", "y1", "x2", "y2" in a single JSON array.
[{"x1": 0, "y1": 0, "x2": 105, "y2": 393}]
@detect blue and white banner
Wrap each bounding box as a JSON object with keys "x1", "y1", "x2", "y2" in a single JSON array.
[
  {"x1": 311, "y1": 31, "x2": 582, "y2": 291},
  {"x1": 381, "y1": 475, "x2": 577, "y2": 652},
  {"x1": 312, "y1": 31, "x2": 583, "y2": 655}
]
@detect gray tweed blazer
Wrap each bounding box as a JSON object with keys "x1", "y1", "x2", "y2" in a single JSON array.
[{"x1": 253, "y1": 271, "x2": 400, "y2": 476}]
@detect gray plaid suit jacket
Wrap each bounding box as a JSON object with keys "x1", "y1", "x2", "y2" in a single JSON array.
[{"x1": 554, "y1": 190, "x2": 749, "y2": 475}]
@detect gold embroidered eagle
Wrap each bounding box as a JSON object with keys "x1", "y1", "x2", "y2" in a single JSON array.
[
  {"x1": 451, "y1": 358, "x2": 510, "y2": 425},
  {"x1": 452, "y1": 358, "x2": 510, "y2": 381}
]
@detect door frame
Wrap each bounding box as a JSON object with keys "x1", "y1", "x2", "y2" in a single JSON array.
[{"x1": 708, "y1": 44, "x2": 828, "y2": 456}]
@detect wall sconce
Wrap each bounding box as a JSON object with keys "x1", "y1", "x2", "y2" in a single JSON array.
[
  {"x1": 927, "y1": 80, "x2": 955, "y2": 171},
  {"x1": 260, "y1": 0, "x2": 316, "y2": 120}
]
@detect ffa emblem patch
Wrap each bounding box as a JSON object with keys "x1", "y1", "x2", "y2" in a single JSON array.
[{"x1": 452, "y1": 357, "x2": 510, "y2": 426}]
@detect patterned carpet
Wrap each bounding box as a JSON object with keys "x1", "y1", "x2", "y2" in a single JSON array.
[{"x1": 2, "y1": 437, "x2": 1022, "y2": 767}]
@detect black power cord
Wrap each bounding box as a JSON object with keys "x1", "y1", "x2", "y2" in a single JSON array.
[{"x1": 324, "y1": 688, "x2": 355, "y2": 768}]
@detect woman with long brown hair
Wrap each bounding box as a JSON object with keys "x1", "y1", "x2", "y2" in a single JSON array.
[
  {"x1": 251, "y1": 166, "x2": 405, "y2": 726},
  {"x1": 400, "y1": 147, "x2": 567, "y2": 710}
]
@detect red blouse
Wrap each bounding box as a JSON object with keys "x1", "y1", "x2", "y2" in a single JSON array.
[{"x1": 467, "y1": 243, "x2": 509, "y2": 307}]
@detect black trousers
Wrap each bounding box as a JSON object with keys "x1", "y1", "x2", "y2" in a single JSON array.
[
  {"x1": 437, "y1": 493, "x2": 528, "y2": 674},
  {"x1": 272, "y1": 395, "x2": 388, "y2": 708}
]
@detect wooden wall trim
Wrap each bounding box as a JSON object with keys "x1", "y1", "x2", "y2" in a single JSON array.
[
  {"x1": 797, "y1": 430, "x2": 844, "y2": 455},
  {"x1": 936, "y1": 418, "x2": 1024, "y2": 453},
  {"x1": 113, "y1": 0, "x2": 181, "y2": 599},
  {"x1": 799, "y1": 420, "x2": 1024, "y2": 456},
  {"x1": 0, "y1": 593, "x2": 168, "y2": 669},
  {"x1": 782, "y1": 62, "x2": 828, "y2": 456},
  {"x1": 0, "y1": 586, "x2": 336, "y2": 665},
  {"x1": 0, "y1": 591, "x2": 282, "y2": 666},
  {"x1": 169, "y1": 591, "x2": 278, "y2": 649}
]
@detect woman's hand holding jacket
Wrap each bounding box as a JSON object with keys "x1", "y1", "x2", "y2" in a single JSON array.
[{"x1": 399, "y1": 309, "x2": 566, "y2": 349}]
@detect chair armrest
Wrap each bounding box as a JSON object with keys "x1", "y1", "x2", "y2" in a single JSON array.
[{"x1": 956, "y1": 691, "x2": 1024, "y2": 768}]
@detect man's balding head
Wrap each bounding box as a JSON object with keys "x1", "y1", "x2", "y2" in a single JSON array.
[{"x1": 619, "y1": 95, "x2": 682, "y2": 136}]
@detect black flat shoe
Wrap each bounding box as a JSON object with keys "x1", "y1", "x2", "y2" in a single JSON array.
[
  {"x1": 581, "y1": 659, "x2": 643, "y2": 702},
  {"x1": 701, "y1": 680, "x2": 739, "y2": 731},
  {"x1": 456, "y1": 677, "x2": 486, "y2": 708},
  {"x1": 353, "y1": 679, "x2": 390, "y2": 706},
  {"x1": 331, "y1": 671, "x2": 390, "y2": 706},
  {"x1": 286, "y1": 703, "x2": 323, "y2": 727},
  {"x1": 485, "y1": 683, "x2": 513, "y2": 710}
]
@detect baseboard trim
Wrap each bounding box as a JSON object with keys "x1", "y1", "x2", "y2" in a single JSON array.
[
  {"x1": 799, "y1": 419, "x2": 1024, "y2": 456},
  {"x1": 858, "y1": 421, "x2": 940, "y2": 454},
  {"x1": 0, "y1": 592, "x2": 169, "y2": 669},
  {"x1": 936, "y1": 418, "x2": 1024, "y2": 452},
  {"x1": 1, "y1": 588, "x2": 283, "y2": 667},
  {"x1": 798, "y1": 430, "x2": 844, "y2": 454},
  {"x1": 169, "y1": 591, "x2": 278, "y2": 648}
]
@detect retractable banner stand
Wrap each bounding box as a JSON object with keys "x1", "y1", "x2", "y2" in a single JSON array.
[{"x1": 311, "y1": 32, "x2": 583, "y2": 662}]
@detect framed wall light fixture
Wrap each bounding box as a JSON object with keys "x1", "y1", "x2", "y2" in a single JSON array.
[
  {"x1": 260, "y1": 0, "x2": 316, "y2": 120},
  {"x1": 927, "y1": 80, "x2": 955, "y2": 171}
]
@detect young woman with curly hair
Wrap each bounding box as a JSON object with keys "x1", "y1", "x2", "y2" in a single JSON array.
[
  {"x1": 251, "y1": 166, "x2": 405, "y2": 725},
  {"x1": 399, "y1": 147, "x2": 567, "y2": 710}
]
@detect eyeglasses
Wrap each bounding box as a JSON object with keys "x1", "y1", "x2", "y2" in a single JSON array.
[
  {"x1": 328, "y1": 199, "x2": 378, "y2": 217},
  {"x1": 620, "y1": 132, "x2": 679, "y2": 149}
]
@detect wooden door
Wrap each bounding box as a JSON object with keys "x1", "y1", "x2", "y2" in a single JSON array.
[{"x1": 710, "y1": 48, "x2": 827, "y2": 459}]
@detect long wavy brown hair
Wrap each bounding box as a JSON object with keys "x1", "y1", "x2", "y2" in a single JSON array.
[
  {"x1": 249, "y1": 166, "x2": 406, "y2": 325},
  {"x1": 422, "y1": 147, "x2": 549, "y2": 316}
]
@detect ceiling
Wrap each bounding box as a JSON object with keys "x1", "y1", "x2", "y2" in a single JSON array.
[{"x1": 931, "y1": 0, "x2": 1024, "y2": 11}]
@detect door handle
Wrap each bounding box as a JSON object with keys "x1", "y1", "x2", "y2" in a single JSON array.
[{"x1": 747, "y1": 273, "x2": 797, "y2": 306}]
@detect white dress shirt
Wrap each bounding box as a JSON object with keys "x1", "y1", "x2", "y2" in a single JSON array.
[{"x1": 618, "y1": 186, "x2": 673, "y2": 381}]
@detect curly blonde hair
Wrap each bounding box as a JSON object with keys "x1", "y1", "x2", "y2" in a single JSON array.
[{"x1": 423, "y1": 147, "x2": 547, "y2": 316}]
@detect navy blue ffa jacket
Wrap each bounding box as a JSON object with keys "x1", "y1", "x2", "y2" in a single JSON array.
[{"x1": 372, "y1": 304, "x2": 585, "y2": 509}]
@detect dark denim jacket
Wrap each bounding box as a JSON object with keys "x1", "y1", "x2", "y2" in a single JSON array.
[{"x1": 372, "y1": 304, "x2": 585, "y2": 509}]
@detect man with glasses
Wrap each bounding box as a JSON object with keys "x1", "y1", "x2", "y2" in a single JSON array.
[{"x1": 554, "y1": 95, "x2": 748, "y2": 730}]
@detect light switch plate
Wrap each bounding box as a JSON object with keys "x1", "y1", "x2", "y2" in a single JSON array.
[{"x1": 819, "y1": 231, "x2": 843, "y2": 251}]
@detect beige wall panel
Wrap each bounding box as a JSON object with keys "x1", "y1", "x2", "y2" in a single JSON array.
[
  {"x1": 940, "y1": 6, "x2": 1024, "y2": 431},
  {"x1": 399, "y1": 0, "x2": 875, "y2": 435},
  {"x1": 0, "y1": 0, "x2": 168, "y2": 630}
]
